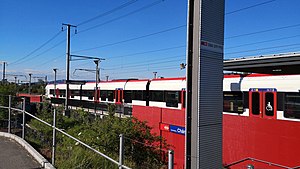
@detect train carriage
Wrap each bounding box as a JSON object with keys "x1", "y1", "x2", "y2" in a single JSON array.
[{"x1": 46, "y1": 74, "x2": 300, "y2": 168}]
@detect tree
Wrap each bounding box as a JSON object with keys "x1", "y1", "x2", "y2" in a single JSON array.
[{"x1": 0, "y1": 83, "x2": 18, "y2": 121}]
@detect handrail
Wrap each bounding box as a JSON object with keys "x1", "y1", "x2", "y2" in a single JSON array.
[
  {"x1": 0, "y1": 105, "x2": 131, "y2": 169},
  {"x1": 224, "y1": 157, "x2": 299, "y2": 169}
]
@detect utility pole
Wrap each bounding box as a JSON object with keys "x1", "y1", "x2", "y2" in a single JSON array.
[
  {"x1": 53, "y1": 69, "x2": 57, "y2": 98},
  {"x1": 153, "y1": 72, "x2": 157, "y2": 79},
  {"x1": 94, "y1": 59, "x2": 100, "y2": 114},
  {"x1": 62, "y1": 23, "x2": 77, "y2": 116},
  {"x1": 2, "y1": 61, "x2": 6, "y2": 82},
  {"x1": 29, "y1": 73, "x2": 32, "y2": 94}
]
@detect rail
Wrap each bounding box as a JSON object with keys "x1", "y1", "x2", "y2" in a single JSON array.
[
  {"x1": 0, "y1": 95, "x2": 174, "y2": 169},
  {"x1": 224, "y1": 157, "x2": 300, "y2": 169}
]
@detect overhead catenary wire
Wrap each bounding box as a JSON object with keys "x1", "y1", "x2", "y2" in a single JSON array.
[
  {"x1": 71, "y1": 45, "x2": 186, "y2": 68},
  {"x1": 104, "y1": 57, "x2": 185, "y2": 70},
  {"x1": 10, "y1": 30, "x2": 63, "y2": 65},
  {"x1": 106, "y1": 66, "x2": 181, "y2": 76},
  {"x1": 225, "y1": 23, "x2": 300, "y2": 39},
  {"x1": 226, "y1": 34, "x2": 300, "y2": 49},
  {"x1": 78, "y1": 0, "x2": 166, "y2": 34},
  {"x1": 74, "y1": 25, "x2": 186, "y2": 53},
  {"x1": 32, "y1": 1, "x2": 169, "y2": 69},
  {"x1": 107, "y1": 54, "x2": 185, "y2": 67},
  {"x1": 76, "y1": 0, "x2": 139, "y2": 26},
  {"x1": 225, "y1": 0, "x2": 277, "y2": 15},
  {"x1": 225, "y1": 43, "x2": 300, "y2": 55},
  {"x1": 108, "y1": 45, "x2": 186, "y2": 60}
]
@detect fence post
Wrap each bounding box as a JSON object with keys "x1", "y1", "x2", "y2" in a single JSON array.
[
  {"x1": 119, "y1": 134, "x2": 124, "y2": 169},
  {"x1": 168, "y1": 150, "x2": 174, "y2": 169},
  {"x1": 8, "y1": 95, "x2": 11, "y2": 133},
  {"x1": 52, "y1": 108, "x2": 57, "y2": 166},
  {"x1": 22, "y1": 98, "x2": 25, "y2": 139}
]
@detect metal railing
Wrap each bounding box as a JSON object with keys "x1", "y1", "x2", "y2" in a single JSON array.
[
  {"x1": 0, "y1": 95, "x2": 174, "y2": 169},
  {"x1": 224, "y1": 157, "x2": 300, "y2": 169}
]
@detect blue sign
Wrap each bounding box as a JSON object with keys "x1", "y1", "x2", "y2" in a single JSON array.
[
  {"x1": 249, "y1": 88, "x2": 277, "y2": 92},
  {"x1": 169, "y1": 125, "x2": 185, "y2": 135}
]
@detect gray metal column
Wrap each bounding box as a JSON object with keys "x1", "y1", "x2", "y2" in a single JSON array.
[
  {"x1": 2, "y1": 61, "x2": 6, "y2": 82},
  {"x1": 185, "y1": 0, "x2": 224, "y2": 168},
  {"x1": 29, "y1": 73, "x2": 32, "y2": 94},
  {"x1": 168, "y1": 150, "x2": 174, "y2": 169},
  {"x1": 52, "y1": 108, "x2": 56, "y2": 165},
  {"x1": 8, "y1": 95, "x2": 11, "y2": 133},
  {"x1": 22, "y1": 98, "x2": 26, "y2": 139},
  {"x1": 53, "y1": 69, "x2": 57, "y2": 98},
  {"x1": 65, "y1": 24, "x2": 71, "y2": 115},
  {"x1": 119, "y1": 134, "x2": 124, "y2": 169}
]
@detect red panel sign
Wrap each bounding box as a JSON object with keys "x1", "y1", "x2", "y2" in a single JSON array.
[{"x1": 160, "y1": 123, "x2": 170, "y2": 131}]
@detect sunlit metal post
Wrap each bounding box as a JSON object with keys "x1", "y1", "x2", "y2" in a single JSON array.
[
  {"x1": 28, "y1": 73, "x2": 32, "y2": 94},
  {"x1": 8, "y1": 95, "x2": 11, "y2": 133},
  {"x1": 52, "y1": 108, "x2": 56, "y2": 165},
  {"x1": 53, "y1": 69, "x2": 57, "y2": 98},
  {"x1": 119, "y1": 134, "x2": 124, "y2": 169},
  {"x1": 94, "y1": 59, "x2": 100, "y2": 114},
  {"x1": 62, "y1": 23, "x2": 76, "y2": 116},
  {"x1": 22, "y1": 98, "x2": 25, "y2": 139},
  {"x1": 65, "y1": 24, "x2": 71, "y2": 116},
  {"x1": 168, "y1": 150, "x2": 174, "y2": 169}
]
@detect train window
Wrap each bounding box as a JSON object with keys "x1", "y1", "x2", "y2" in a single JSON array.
[
  {"x1": 265, "y1": 93, "x2": 274, "y2": 116},
  {"x1": 100, "y1": 90, "x2": 107, "y2": 101},
  {"x1": 132, "y1": 90, "x2": 143, "y2": 100},
  {"x1": 50, "y1": 89, "x2": 54, "y2": 94},
  {"x1": 107, "y1": 90, "x2": 114, "y2": 102},
  {"x1": 284, "y1": 93, "x2": 300, "y2": 119},
  {"x1": 165, "y1": 91, "x2": 180, "y2": 107},
  {"x1": 223, "y1": 91, "x2": 243, "y2": 114},
  {"x1": 252, "y1": 92, "x2": 260, "y2": 115},
  {"x1": 124, "y1": 90, "x2": 132, "y2": 103},
  {"x1": 277, "y1": 92, "x2": 284, "y2": 111},
  {"x1": 243, "y1": 92, "x2": 249, "y2": 108},
  {"x1": 150, "y1": 91, "x2": 164, "y2": 102},
  {"x1": 59, "y1": 90, "x2": 66, "y2": 97}
]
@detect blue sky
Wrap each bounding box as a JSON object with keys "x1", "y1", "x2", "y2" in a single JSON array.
[{"x1": 1, "y1": 0, "x2": 300, "y2": 82}]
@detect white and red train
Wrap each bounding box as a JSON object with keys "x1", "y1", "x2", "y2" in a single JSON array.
[{"x1": 46, "y1": 74, "x2": 300, "y2": 169}]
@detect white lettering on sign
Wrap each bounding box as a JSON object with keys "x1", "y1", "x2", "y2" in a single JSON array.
[{"x1": 200, "y1": 40, "x2": 223, "y2": 53}]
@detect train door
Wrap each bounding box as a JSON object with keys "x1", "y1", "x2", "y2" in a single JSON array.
[
  {"x1": 115, "y1": 88, "x2": 123, "y2": 104},
  {"x1": 249, "y1": 88, "x2": 277, "y2": 119}
]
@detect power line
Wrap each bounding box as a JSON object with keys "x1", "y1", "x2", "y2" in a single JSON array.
[
  {"x1": 226, "y1": 34, "x2": 300, "y2": 49},
  {"x1": 77, "y1": 0, "x2": 139, "y2": 26},
  {"x1": 225, "y1": 0, "x2": 277, "y2": 15},
  {"x1": 72, "y1": 45, "x2": 185, "y2": 68},
  {"x1": 10, "y1": 30, "x2": 63, "y2": 65},
  {"x1": 225, "y1": 43, "x2": 300, "y2": 55},
  {"x1": 74, "y1": 25, "x2": 186, "y2": 53},
  {"x1": 104, "y1": 57, "x2": 185, "y2": 70},
  {"x1": 225, "y1": 23, "x2": 300, "y2": 39},
  {"x1": 106, "y1": 66, "x2": 180, "y2": 75},
  {"x1": 13, "y1": 39, "x2": 66, "y2": 66},
  {"x1": 107, "y1": 54, "x2": 185, "y2": 68},
  {"x1": 78, "y1": 0, "x2": 166, "y2": 34},
  {"x1": 108, "y1": 45, "x2": 186, "y2": 59},
  {"x1": 36, "y1": 54, "x2": 65, "y2": 68}
]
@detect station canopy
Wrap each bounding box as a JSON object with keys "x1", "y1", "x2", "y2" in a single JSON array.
[{"x1": 223, "y1": 52, "x2": 300, "y2": 75}]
